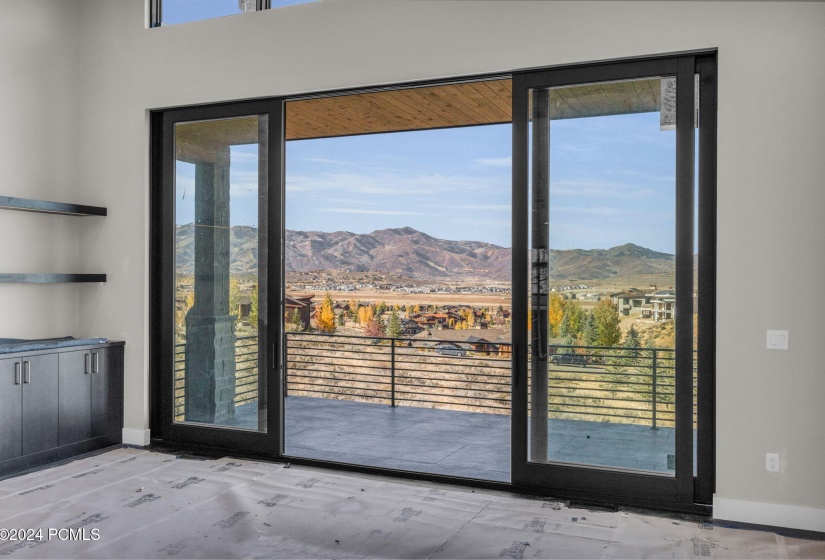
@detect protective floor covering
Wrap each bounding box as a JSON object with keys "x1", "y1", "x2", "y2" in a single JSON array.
[{"x1": 0, "y1": 448, "x2": 823, "y2": 559}]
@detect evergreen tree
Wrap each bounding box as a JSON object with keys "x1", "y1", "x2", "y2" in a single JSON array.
[
  {"x1": 388, "y1": 309, "x2": 403, "y2": 338},
  {"x1": 582, "y1": 312, "x2": 598, "y2": 346},
  {"x1": 289, "y1": 308, "x2": 303, "y2": 332}
]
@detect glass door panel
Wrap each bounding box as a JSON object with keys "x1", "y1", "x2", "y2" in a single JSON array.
[
  {"x1": 528, "y1": 77, "x2": 678, "y2": 474},
  {"x1": 173, "y1": 115, "x2": 268, "y2": 432},
  {"x1": 512, "y1": 55, "x2": 710, "y2": 508}
]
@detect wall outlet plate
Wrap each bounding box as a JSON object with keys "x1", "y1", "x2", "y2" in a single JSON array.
[
  {"x1": 767, "y1": 330, "x2": 789, "y2": 350},
  {"x1": 766, "y1": 452, "x2": 780, "y2": 473}
]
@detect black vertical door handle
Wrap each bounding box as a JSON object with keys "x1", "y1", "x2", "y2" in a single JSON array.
[{"x1": 85, "y1": 353, "x2": 91, "y2": 374}]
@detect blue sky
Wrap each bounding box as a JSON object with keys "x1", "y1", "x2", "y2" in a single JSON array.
[
  {"x1": 282, "y1": 112, "x2": 677, "y2": 253},
  {"x1": 175, "y1": 113, "x2": 679, "y2": 253},
  {"x1": 162, "y1": 0, "x2": 318, "y2": 26}
]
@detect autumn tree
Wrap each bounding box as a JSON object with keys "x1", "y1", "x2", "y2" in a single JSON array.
[
  {"x1": 317, "y1": 293, "x2": 336, "y2": 334},
  {"x1": 363, "y1": 319, "x2": 385, "y2": 338},
  {"x1": 548, "y1": 293, "x2": 565, "y2": 337},
  {"x1": 375, "y1": 301, "x2": 387, "y2": 316}
]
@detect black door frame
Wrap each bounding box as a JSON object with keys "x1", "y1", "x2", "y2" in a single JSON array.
[
  {"x1": 150, "y1": 98, "x2": 284, "y2": 453},
  {"x1": 149, "y1": 50, "x2": 715, "y2": 514},
  {"x1": 511, "y1": 51, "x2": 716, "y2": 510}
]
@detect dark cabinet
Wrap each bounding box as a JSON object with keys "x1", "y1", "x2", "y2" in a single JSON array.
[
  {"x1": 58, "y1": 350, "x2": 92, "y2": 445},
  {"x1": 59, "y1": 346, "x2": 124, "y2": 446},
  {"x1": 0, "y1": 354, "x2": 59, "y2": 462},
  {"x1": 0, "y1": 342, "x2": 124, "y2": 477},
  {"x1": 91, "y1": 346, "x2": 124, "y2": 438}
]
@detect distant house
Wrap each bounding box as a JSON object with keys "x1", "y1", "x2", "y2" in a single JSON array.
[
  {"x1": 465, "y1": 335, "x2": 497, "y2": 354},
  {"x1": 285, "y1": 293, "x2": 313, "y2": 329},
  {"x1": 401, "y1": 319, "x2": 423, "y2": 336},
  {"x1": 610, "y1": 288, "x2": 647, "y2": 316},
  {"x1": 640, "y1": 289, "x2": 676, "y2": 321}
]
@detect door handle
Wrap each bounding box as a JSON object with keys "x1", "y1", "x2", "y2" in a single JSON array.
[
  {"x1": 14, "y1": 362, "x2": 21, "y2": 385},
  {"x1": 85, "y1": 353, "x2": 91, "y2": 374},
  {"x1": 23, "y1": 361, "x2": 31, "y2": 384},
  {"x1": 93, "y1": 352, "x2": 99, "y2": 374}
]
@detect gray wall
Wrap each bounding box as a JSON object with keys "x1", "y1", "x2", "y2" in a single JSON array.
[
  {"x1": 0, "y1": 0, "x2": 84, "y2": 337},
  {"x1": 2, "y1": 0, "x2": 824, "y2": 530}
]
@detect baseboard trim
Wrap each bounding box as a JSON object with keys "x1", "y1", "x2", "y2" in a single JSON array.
[
  {"x1": 714, "y1": 496, "x2": 825, "y2": 534},
  {"x1": 122, "y1": 428, "x2": 151, "y2": 447}
]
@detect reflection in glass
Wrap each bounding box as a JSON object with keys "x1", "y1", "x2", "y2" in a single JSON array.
[
  {"x1": 528, "y1": 78, "x2": 679, "y2": 474},
  {"x1": 174, "y1": 116, "x2": 267, "y2": 432}
]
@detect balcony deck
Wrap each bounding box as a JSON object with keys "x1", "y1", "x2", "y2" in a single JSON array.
[{"x1": 225, "y1": 396, "x2": 678, "y2": 482}]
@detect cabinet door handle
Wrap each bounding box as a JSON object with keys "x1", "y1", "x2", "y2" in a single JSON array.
[
  {"x1": 14, "y1": 362, "x2": 21, "y2": 385},
  {"x1": 85, "y1": 353, "x2": 91, "y2": 374},
  {"x1": 93, "y1": 352, "x2": 99, "y2": 374},
  {"x1": 23, "y1": 361, "x2": 30, "y2": 384}
]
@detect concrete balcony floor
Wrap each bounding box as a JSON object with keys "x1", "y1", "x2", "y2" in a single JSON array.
[{"x1": 221, "y1": 396, "x2": 679, "y2": 482}]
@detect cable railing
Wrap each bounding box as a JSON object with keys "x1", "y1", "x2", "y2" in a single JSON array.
[
  {"x1": 174, "y1": 333, "x2": 695, "y2": 428},
  {"x1": 286, "y1": 332, "x2": 511, "y2": 414}
]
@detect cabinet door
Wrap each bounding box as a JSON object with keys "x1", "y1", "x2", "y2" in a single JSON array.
[
  {"x1": 0, "y1": 358, "x2": 23, "y2": 461},
  {"x1": 58, "y1": 350, "x2": 92, "y2": 446},
  {"x1": 91, "y1": 346, "x2": 124, "y2": 438},
  {"x1": 22, "y1": 353, "x2": 59, "y2": 455}
]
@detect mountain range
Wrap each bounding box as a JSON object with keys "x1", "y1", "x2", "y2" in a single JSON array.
[{"x1": 175, "y1": 225, "x2": 675, "y2": 282}]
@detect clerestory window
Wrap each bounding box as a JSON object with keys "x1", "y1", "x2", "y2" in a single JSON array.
[{"x1": 149, "y1": 0, "x2": 320, "y2": 28}]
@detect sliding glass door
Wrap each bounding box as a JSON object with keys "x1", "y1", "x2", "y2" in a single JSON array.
[
  {"x1": 150, "y1": 53, "x2": 714, "y2": 509},
  {"x1": 511, "y1": 54, "x2": 715, "y2": 509},
  {"x1": 153, "y1": 99, "x2": 283, "y2": 453}
]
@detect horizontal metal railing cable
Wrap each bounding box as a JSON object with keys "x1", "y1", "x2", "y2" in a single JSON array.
[{"x1": 173, "y1": 333, "x2": 691, "y2": 427}]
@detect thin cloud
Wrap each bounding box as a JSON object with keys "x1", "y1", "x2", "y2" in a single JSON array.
[
  {"x1": 319, "y1": 208, "x2": 424, "y2": 216},
  {"x1": 476, "y1": 157, "x2": 512, "y2": 167}
]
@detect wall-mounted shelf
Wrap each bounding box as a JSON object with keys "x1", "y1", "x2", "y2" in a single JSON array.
[
  {"x1": 0, "y1": 196, "x2": 108, "y2": 284},
  {"x1": 0, "y1": 274, "x2": 107, "y2": 284},
  {"x1": 0, "y1": 196, "x2": 107, "y2": 217}
]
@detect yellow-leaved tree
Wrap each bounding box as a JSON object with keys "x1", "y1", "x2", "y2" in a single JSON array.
[
  {"x1": 548, "y1": 293, "x2": 565, "y2": 337},
  {"x1": 317, "y1": 293, "x2": 336, "y2": 334}
]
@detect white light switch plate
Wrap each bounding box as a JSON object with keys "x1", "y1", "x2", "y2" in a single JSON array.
[{"x1": 767, "y1": 330, "x2": 789, "y2": 350}]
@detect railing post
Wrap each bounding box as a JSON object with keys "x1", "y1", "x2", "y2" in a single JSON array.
[
  {"x1": 390, "y1": 338, "x2": 396, "y2": 407},
  {"x1": 651, "y1": 348, "x2": 658, "y2": 430}
]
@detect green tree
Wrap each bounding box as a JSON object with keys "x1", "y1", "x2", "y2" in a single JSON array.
[
  {"x1": 228, "y1": 278, "x2": 241, "y2": 329},
  {"x1": 375, "y1": 301, "x2": 387, "y2": 316},
  {"x1": 337, "y1": 311, "x2": 346, "y2": 327},
  {"x1": 593, "y1": 298, "x2": 622, "y2": 347},
  {"x1": 288, "y1": 308, "x2": 303, "y2": 332},
  {"x1": 249, "y1": 284, "x2": 259, "y2": 328},
  {"x1": 581, "y1": 312, "x2": 598, "y2": 347},
  {"x1": 388, "y1": 309, "x2": 403, "y2": 338}
]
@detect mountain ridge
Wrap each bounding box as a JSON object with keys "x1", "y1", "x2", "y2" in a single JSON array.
[{"x1": 175, "y1": 224, "x2": 675, "y2": 281}]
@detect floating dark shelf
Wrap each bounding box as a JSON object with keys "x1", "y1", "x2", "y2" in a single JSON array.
[
  {"x1": 0, "y1": 196, "x2": 107, "y2": 217},
  {"x1": 0, "y1": 274, "x2": 107, "y2": 284}
]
